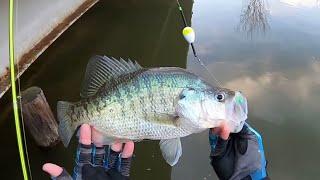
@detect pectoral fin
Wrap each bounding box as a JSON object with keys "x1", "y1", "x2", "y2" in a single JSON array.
[{"x1": 159, "y1": 138, "x2": 182, "y2": 166}]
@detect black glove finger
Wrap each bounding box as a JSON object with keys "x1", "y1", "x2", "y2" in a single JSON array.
[
  {"x1": 107, "y1": 147, "x2": 121, "y2": 170},
  {"x1": 73, "y1": 144, "x2": 92, "y2": 180},
  {"x1": 119, "y1": 157, "x2": 132, "y2": 177},
  {"x1": 92, "y1": 145, "x2": 106, "y2": 166},
  {"x1": 53, "y1": 168, "x2": 72, "y2": 180},
  {"x1": 211, "y1": 137, "x2": 229, "y2": 157},
  {"x1": 76, "y1": 144, "x2": 92, "y2": 164}
]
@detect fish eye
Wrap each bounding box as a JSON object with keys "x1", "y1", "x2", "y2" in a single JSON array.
[{"x1": 215, "y1": 93, "x2": 225, "y2": 102}]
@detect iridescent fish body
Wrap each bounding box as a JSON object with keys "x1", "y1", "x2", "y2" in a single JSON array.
[{"x1": 57, "y1": 55, "x2": 248, "y2": 166}]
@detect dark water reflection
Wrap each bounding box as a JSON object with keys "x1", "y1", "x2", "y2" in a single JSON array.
[{"x1": 0, "y1": 0, "x2": 319, "y2": 179}]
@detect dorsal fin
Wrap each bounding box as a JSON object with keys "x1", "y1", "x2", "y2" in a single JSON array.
[{"x1": 80, "y1": 55, "x2": 143, "y2": 98}]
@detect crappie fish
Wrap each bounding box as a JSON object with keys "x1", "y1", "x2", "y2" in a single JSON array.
[{"x1": 58, "y1": 55, "x2": 248, "y2": 166}]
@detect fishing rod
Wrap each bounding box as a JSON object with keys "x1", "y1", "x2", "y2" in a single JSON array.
[
  {"x1": 176, "y1": 0, "x2": 222, "y2": 87},
  {"x1": 9, "y1": 0, "x2": 30, "y2": 179}
]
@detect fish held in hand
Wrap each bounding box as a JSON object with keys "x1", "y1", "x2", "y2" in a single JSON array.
[{"x1": 57, "y1": 55, "x2": 248, "y2": 166}]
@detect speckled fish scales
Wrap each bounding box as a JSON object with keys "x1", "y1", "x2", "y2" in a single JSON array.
[{"x1": 57, "y1": 55, "x2": 211, "y2": 147}]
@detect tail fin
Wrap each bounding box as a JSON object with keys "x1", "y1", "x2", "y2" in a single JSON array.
[{"x1": 57, "y1": 101, "x2": 77, "y2": 147}]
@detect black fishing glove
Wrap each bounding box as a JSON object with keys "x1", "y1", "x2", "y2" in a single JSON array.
[
  {"x1": 43, "y1": 124, "x2": 133, "y2": 180},
  {"x1": 51, "y1": 144, "x2": 132, "y2": 180},
  {"x1": 209, "y1": 123, "x2": 268, "y2": 180}
]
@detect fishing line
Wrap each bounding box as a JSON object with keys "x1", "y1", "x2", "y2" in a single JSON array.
[
  {"x1": 17, "y1": 82, "x2": 33, "y2": 180},
  {"x1": 176, "y1": 0, "x2": 222, "y2": 87},
  {"x1": 16, "y1": 35, "x2": 33, "y2": 180},
  {"x1": 14, "y1": 1, "x2": 33, "y2": 178},
  {"x1": 9, "y1": 0, "x2": 30, "y2": 179}
]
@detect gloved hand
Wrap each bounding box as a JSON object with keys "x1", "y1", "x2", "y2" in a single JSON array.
[
  {"x1": 209, "y1": 122, "x2": 268, "y2": 180},
  {"x1": 43, "y1": 124, "x2": 134, "y2": 180}
]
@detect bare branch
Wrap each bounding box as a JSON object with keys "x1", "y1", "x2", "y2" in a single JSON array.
[{"x1": 237, "y1": 0, "x2": 270, "y2": 38}]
